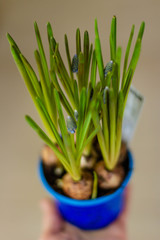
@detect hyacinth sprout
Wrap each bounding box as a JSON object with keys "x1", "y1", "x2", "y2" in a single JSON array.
[
  {"x1": 93, "y1": 17, "x2": 145, "y2": 170},
  {"x1": 7, "y1": 16, "x2": 145, "y2": 182}
]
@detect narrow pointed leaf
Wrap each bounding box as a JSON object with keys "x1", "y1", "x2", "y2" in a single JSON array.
[
  {"x1": 20, "y1": 54, "x2": 42, "y2": 99},
  {"x1": 34, "y1": 22, "x2": 51, "y2": 90},
  {"x1": 76, "y1": 28, "x2": 81, "y2": 56},
  {"x1": 83, "y1": 31, "x2": 89, "y2": 85},
  {"x1": 122, "y1": 25, "x2": 135, "y2": 87},
  {"x1": 65, "y1": 34, "x2": 74, "y2": 79},
  {"x1": 78, "y1": 52, "x2": 84, "y2": 91},
  {"x1": 34, "y1": 50, "x2": 57, "y2": 126},
  {"x1": 95, "y1": 19, "x2": 104, "y2": 86},
  {"x1": 91, "y1": 171, "x2": 98, "y2": 199},
  {"x1": 110, "y1": 16, "x2": 117, "y2": 61},
  {"x1": 109, "y1": 88, "x2": 116, "y2": 164},
  {"x1": 114, "y1": 90, "x2": 124, "y2": 165},
  {"x1": 25, "y1": 115, "x2": 72, "y2": 172},
  {"x1": 90, "y1": 50, "x2": 97, "y2": 88}
]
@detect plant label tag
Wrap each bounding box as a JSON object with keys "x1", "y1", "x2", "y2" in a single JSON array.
[{"x1": 122, "y1": 85, "x2": 144, "y2": 143}]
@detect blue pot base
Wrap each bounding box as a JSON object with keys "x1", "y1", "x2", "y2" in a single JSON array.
[
  {"x1": 38, "y1": 151, "x2": 133, "y2": 230},
  {"x1": 57, "y1": 194, "x2": 124, "y2": 230}
]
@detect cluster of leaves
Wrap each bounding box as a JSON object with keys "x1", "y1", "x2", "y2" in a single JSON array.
[
  {"x1": 93, "y1": 16, "x2": 145, "y2": 170},
  {"x1": 93, "y1": 17, "x2": 145, "y2": 170},
  {"x1": 7, "y1": 22, "x2": 99, "y2": 181},
  {"x1": 7, "y1": 16, "x2": 145, "y2": 180}
]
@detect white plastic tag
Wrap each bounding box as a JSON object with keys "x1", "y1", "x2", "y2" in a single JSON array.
[{"x1": 122, "y1": 85, "x2": 144, "y2": 143}]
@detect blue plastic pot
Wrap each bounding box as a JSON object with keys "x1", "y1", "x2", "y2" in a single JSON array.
[{"x1": 38, "y1": 151, "x2": 133, "y2": 230}]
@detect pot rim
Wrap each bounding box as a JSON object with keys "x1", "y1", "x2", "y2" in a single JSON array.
[{"x1": 38, "y1": 150, "x2": 133, "y2": 207}]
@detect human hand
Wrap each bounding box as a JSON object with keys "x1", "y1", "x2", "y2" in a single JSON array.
[{"x1": 39, "y1": 186, "x2": 130, "y2": 240}]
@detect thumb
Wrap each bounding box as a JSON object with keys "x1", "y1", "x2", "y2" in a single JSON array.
[{"x1": 40, "y1": 198, "x2": 64, "y2": 234}]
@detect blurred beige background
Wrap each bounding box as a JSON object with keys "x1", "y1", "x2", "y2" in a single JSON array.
[{"x1": 0, "y1": 0, "x2": 160, "y2": 239}]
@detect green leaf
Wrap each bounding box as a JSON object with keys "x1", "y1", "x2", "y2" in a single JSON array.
[
  {"x1": 78, "y1": 111, "x2": 92, "y2": 151},
  {"x1": 65, "y1": 34, "x2": 74, "y2": 79},
  {"x1": 122, "y1": 21, "x2": 145, "y2": 92},
  {"x1": 110, "y1": 16, "x2": 117, "y2": 61},
  {"x1": 95, "y1": 19, "x2": 104, "y2": 86},
  {"x1": 52, "y1": 53, "x2": 74, "y2": 105},
  {"x1": 138, "y1": 21, "x2": 145, "y2": 39},
  {"x1": 47, "y1": 22, "x2": 55, "y2": 70},
  {"x1": 76, "y1": 28, "x2": 81, "y2": 56},
  {"x1": 90, "y1": 50, "x2": 97, "y2": 89},
  {"x1": 25, "y1": 115, "x2": 72, "y2": 172},
  {"x1": 54, "y1": 89, "x2": 68, "y2": 137},
  {"x1": 63, "y1": 132, "x2": 81, "y2": 181},
  {"x1": 115, "y1": 47, "x2": 122, "y2": 91},
  {"x1": 73, "y1": 79, "x2": 79, "y2": 109},
  {"x1": 104, "y1": 71, "x2": 112, "y2": 87},
  {"x1": 109, "y1": 88, "x2": 116, "y2": 165},
  {"x1": 123, "y1": 39, "x2": 142, "y2": 105},
  {"x1": 129, "y1": 39, "x2": 142, "y2": 70},
  {"x1": 123, "y1": 68, "x2": 133, "y2": 108},
  {"x1": 34, "y1": 22, "x2": 51, "y2": 91},
  {"x1": 80, "y1": 126, "x2": 100, "y2": 154},
  {"x1": 10, "y1": 46, "x2": 36, "y2": 99},
  {"x1": 122, "y1": 25, "x2": 135, "y2": 88},
  {"x1": 91, "y1": 171, "x2": 98, "y2": 199},
  {"x1": 102, "y1": 87, "x2": 109, "y2": 153},
  {"x1": 8, "y1": 43, "x2": 56, "y2": 142},
  {"x1": 114, "y1": 90, "x2": 124, "y2": 166},
  {"x1": 92, "y1": 81, "x2": 102, "y2": 101},
  {"x1": 34, "y1": 50, "x2": 57, "y2": 127},
  {"x1": 36, "y1": 97, "x2": 66, "y2": 154},
  {"x1": 86, "y1": 44, "x2": 93, "y2": 88},
  {"x1": 78, "y1": 52, "x2": 84, "y2": 91},
  {"x1": 53, "y1": 45, "x2": 75, "y2": 106},
  {"x1": 50, "y1": 70, "x2": 74, "y2": 119},
  {"x1": 76, "y1": 88, "x2": 87, "y2": 147},
  {"x1": 92, "y1": 107, "x2": 110, "y2": 168},
  {"x1": 83, "y1": 31, "x2": 89, "y2": 86},
  {"x1": 20, "y1": 54, "x2": 42, "y2": 99},
  {"x1": 7, "y1": 33, "x2": 21, "y2": 54}
]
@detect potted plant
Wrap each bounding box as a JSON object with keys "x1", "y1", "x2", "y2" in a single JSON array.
[{"x1": 7, "y1": 16, "x2": 145, "y2": 230}]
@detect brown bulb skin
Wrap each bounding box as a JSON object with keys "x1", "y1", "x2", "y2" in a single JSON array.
[
  {"x1": 62, "y1": 172, "x2": 93, "y2": 200},
  {"x1": 95, "y1": 161, "x2": 125, "y2": 189},
  {"x1": 118, "y1": 141, "x2": 127, "y2": 164},
  {"x1": 41, "y1": 145, "x2": 59, "y2": 166}
]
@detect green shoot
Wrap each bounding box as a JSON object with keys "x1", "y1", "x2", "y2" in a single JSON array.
[
  {"x1": 110, "y1": 16, "x2": 117, "y2": 61},
  {"x1": 122, "y1": 25, "x2": 135, "y2": 87},
  {"x1": 8, "y1": 17, "x2": 145, "y2": 181},
  {"x1": 94, "y1": 17, "x2": 145, "y2": 170},
  {"x1": 95, "y1": 19, "x2": 104, "y2": 87},
  {"x1": 34, "y1": 22, "x2": 51, "y2": 91},
  {"x1": 26, "y1": 89, "x2": 98, "y2": 181},
  {"x1": 91, "y1": 171, "x2": 98, "y2": 199},
  {"x1": 64, "y1": 34, "x2": 74, "y2": 80},
  {"x1": 76, "y1": 28, "x2": 81, "y2": 56}
]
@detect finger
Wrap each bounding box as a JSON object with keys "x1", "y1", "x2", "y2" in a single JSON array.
[
  {"x1": 40, "y1": 198, "x2": 64, "y2": 234},
  {"x1": 122, "y1": 185, "x2": 131, "y2": 216},
  {"x1": 118, "y1": 185, "x2": 131, "y2": 223},
  {"x1": 39, "y1": 232, "x2": 71, "y2": 240}
]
